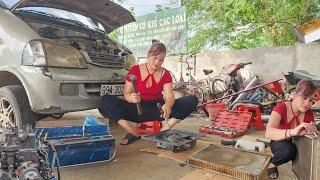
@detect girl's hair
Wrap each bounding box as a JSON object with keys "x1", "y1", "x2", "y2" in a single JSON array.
[
  {"x1": 295, "y1": 80, "x2": 316, "y2": 97},
  {"x1": 147, "y1": 42, "x2": 166, "y2": 57}
]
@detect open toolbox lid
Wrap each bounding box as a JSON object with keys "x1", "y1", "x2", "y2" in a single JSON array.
[
  {"x1": 213, "y1": 110, "x2": 252, "y2": 133},
  {"x1": 199, "y1": 110, "x2": 252, "y2": 138},
  {"x1": 35, "y1": 124, "x2": 110, "y2": 140}
]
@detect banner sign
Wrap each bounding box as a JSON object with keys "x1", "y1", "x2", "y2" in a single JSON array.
[{"x1": 117, "y1": 6, "x2": 187, "y2": 57}]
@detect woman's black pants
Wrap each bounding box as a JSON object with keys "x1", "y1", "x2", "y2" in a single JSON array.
[
  {"x1": 270, "y1": 139, "x2": 297, "y2": 166},
  {"x1": 99, "y1": 95, "x2": 198, "y2": 123}
]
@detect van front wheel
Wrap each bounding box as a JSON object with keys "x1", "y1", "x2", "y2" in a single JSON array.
[{"x1": 0, "y1": 85, "x2": 35, "y2": 132}]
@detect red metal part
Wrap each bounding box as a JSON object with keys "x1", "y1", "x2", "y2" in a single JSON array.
[
  {"x1": 229, "y1": 63, "x2": 242, "y2": 76},
  {"x1": 236, "y1": 105, "x2": 264, "y2": 131},
  {"x1": 264, "y1": 81, "x2": 284, "y2": 96},
  {"x1": 137, "y1": 120, "x2": 162, "y2": 135}
]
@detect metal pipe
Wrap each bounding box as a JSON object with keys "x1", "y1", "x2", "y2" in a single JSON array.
[{"x1": 229, "y1": 75, "x2": 259, "y2": 107}]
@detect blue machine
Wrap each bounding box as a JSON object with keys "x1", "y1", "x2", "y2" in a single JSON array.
[{"x1": 35, "y1": 120, "x2": 115, "y2": 167}]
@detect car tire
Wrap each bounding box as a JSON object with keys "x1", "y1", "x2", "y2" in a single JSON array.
[{"x1": 0, "y1": 85, "x2": 35, "y2": 131}]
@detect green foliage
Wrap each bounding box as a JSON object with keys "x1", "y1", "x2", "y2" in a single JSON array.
[
  {"x1": 155, "y1": 5, "x2": 171, "y2": 11},
  {"x1": 185, "y1": 0, "x2": 320, "y2": 52}
]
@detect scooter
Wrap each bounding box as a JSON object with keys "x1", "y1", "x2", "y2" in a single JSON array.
[{"x1": 283, "y1": 70, "x2": 320, "y2": 87}]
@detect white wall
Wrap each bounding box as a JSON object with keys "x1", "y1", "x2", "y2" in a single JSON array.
[{"x1": 153, "y1": 42, "x2": 320, "y2": 84}]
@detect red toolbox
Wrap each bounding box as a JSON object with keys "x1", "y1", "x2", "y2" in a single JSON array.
[
  {"x1": 205, "y1": 103, "x2": 227, "y2": 120},
  {"x1": 199, "y1": 110, "x2": 252, "y2": 138}
]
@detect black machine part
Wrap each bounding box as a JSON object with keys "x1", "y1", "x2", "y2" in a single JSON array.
[
  {"x1": 142, "y1": 130, "x2": 204, "y2": 152},
  {"x1": 221, "y1": 140, "x2": 237, "y2": 146},
  {"x1": 0, "y1": 129, "x2": 55, "y2": 180}
]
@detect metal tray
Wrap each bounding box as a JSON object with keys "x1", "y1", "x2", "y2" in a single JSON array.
[
  {"x1": 187, "y1": 144, "x2": 271, "y2": 180},
  {"x1": 142, "y1": 129, "x2": 204, "y2": 152}
]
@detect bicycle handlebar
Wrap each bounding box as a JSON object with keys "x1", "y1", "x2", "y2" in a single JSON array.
[
  {"x1": 184, "y1": 53, "x2": 198, "y2": 68},
  {"x1": 242, "y1": 62, "x2": 252, "y2": 66},
  {"x1": 239, "y1": 62, "x2": 252, "y2": 69}
]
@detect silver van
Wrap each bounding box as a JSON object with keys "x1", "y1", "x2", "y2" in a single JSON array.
[{"x1": 0, "y1": 0, "x2": 135, "y2": 131}]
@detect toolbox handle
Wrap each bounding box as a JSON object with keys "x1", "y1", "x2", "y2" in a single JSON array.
[{"x1": 82, "y1": 125, "x2": 87, "y2": 137}]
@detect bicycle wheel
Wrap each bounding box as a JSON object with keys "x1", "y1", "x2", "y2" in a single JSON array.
[
  {"x1": 177, "y1": 82, "x2": 204, "y2": 105},
  {"x1": 210, "y1": 79, "x2": 227, "y2": 99}
]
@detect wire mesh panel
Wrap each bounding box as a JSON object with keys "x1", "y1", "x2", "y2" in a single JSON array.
[
  {"x1": 292, "y1": 135, "x2": 319, "y2": 180},
  {"x1": 187, "y1": 144, "x2": 270, "y2": 180}
]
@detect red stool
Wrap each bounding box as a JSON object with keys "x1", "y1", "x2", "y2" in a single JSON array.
[
  {"x1": 136, "y1": 120, "x2": 162, "y2": 135},
  {"x1": 236, "y1": 105, "x2": 265, "y2": 130}
]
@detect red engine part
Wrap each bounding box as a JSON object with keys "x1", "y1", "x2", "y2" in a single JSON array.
[{"x1": 137, "y1": 120, "x2": 162, "y2": 135}]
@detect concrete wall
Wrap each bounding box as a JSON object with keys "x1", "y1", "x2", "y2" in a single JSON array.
[{"x1": 138, "y1": 42, "x2": 320, "y2": 84}]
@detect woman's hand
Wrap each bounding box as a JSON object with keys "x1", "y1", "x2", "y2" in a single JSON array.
[
  {"x1": 161, "y1": 104, "x2": 172, "y2": 119},
  {"x1": 130, "y1": 93, "x2": 141, "y2": 103},
  {"x1": 291, "y1": 122, "x2": 317, "y2": 136}
]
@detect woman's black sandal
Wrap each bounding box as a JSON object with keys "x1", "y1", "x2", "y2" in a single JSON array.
[
  {"x1": 267, "y1": 166, "x2": 279, "y2": 179},
  {"x1": 120, "y1": 133, "x2": 141, "y2": 145}
]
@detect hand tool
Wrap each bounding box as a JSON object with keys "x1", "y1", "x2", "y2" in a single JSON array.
[
  {"x1": 129, "y1": 75, "x2": 143, "y2": 115},
  {"x1": 157, "y1": 102, "x2": 169, "y2": 128}
]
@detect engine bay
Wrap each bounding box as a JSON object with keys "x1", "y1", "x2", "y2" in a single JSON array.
[
  {"x1": 28, "y1": 22, "x2": 122, "y2": 57},
  {"x1": 14, "y1": 10, "x2": 129, "y2": 68}
]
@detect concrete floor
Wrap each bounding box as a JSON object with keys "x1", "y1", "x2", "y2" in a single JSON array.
[{"x1": 37, "y1": 109, "x2": 318, "y2": 180}]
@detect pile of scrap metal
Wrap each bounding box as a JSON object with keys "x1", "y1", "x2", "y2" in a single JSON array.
[
  {"x1": 198, "y1": 70, "x2": 320, "y2": 138},
  {"x1": 0, "y1": 128, "x2": 57, "y2": 180},
  {"x1": 200, "y1": 77, "x2": 283, "y2": 117},
  {"x1": 202, "y1": 69, "x2": 320, "y2": 116}
]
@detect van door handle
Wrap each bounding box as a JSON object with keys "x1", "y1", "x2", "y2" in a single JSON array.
[{"x1": 0, "y1": 38, "x2": 3, "y2": 44}]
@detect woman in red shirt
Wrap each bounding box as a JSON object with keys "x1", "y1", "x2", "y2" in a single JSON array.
[
  {"x1": 100, "y1": 42, "x2": 198, "y2": 145},
  {"x1": 265, "y1": 80, "x2": 318, "y2": 179}
]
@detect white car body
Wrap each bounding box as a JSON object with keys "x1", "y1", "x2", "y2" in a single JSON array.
[{"x1": 0, "y1": 0, "x2": 135, "y2": 129}]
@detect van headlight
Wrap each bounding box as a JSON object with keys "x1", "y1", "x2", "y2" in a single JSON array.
[{"x1": 22, "y1": 39, "x2": 87, "y2": 68}]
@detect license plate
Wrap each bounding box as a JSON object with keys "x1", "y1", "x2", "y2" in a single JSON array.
[{"x1": 100, "y1": 84, "x2": 124, "y2": 96}]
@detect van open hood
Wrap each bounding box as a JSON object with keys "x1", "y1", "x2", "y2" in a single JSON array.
[{"x1": 10, "y1": 0, "x2": 135, "y2": 33}]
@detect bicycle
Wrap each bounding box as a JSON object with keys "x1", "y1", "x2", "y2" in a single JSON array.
[
  {"x1": 202, "y1": 62, "x2": 252, "y2": 106},
  {"x1": 199, "y1": 67, "x2": 228, "y2": 100},
  {"x1": 172, "y1": 53, "x2": 205, "y2": 105}
]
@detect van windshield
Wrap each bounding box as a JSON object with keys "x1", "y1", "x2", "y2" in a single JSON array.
[
  {"x1": 18, "y1": 7, "x2": 106, "y2": 33},
  {"x1": 1, "y1": 0, "x2": 105, "y2": 33}
]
